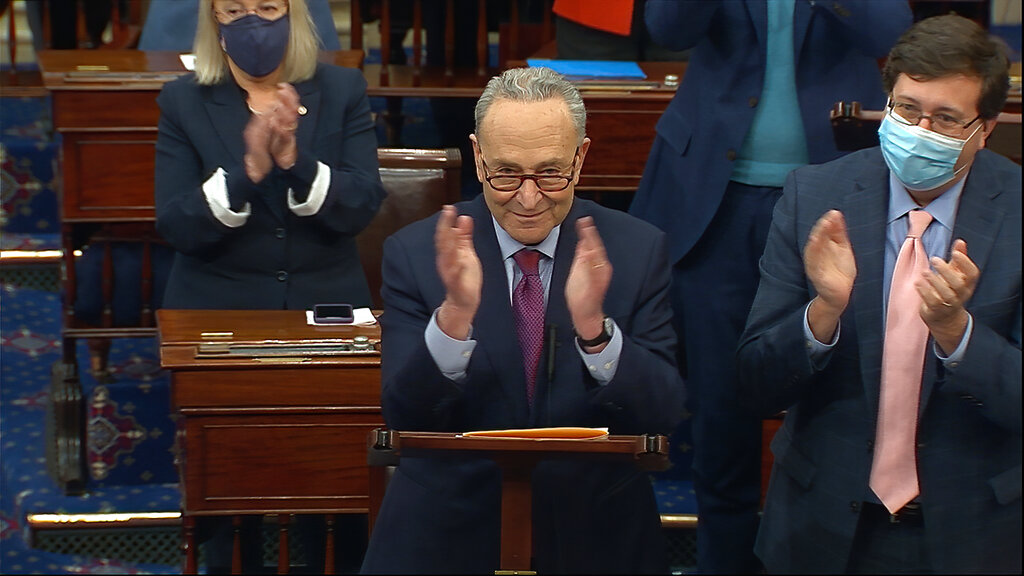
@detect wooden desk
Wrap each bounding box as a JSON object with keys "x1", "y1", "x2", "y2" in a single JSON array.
[{"x1": 158, "y1": 309, "x2": 384, "y2": 573}]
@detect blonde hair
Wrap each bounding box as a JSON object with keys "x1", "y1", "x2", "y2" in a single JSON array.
[{"x1": 194, "y1": 0, "x2": 321, "y2": 85}]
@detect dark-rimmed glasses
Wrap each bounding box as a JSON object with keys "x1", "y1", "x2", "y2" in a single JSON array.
[
  {"x1": 481, "y1": 149, "x2": 579, "y2": 192},
  {"x1": 887, "y1": 98, "x2": 981, "y2": 138},
  {"x1": 214, "y1": 1, "x2": 288, "y2": 24}
]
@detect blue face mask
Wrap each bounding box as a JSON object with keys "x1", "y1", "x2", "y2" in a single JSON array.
[
  {"x1": 220, "y1": 14, "x2": 290, "y2": 78},
  {"x1": 878, "y1": 111, "x2": 980, "y2": 191}
]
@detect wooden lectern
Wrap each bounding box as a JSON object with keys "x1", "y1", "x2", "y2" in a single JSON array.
[
  {"x1": 158, "y1": 309, "x2": 384, "y2": 574},
  {"x1": 368, "y1": 429, "x2": 670, "y2": 574}
]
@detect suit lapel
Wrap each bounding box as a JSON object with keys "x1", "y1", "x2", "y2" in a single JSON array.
[
  {"x1": 466, "y1": 198, "x2": 532, "y2": 424},
  {"x1": 745, "y1": 0, "x2": 767, "y2": 55},
  {"x1": 293, "y1": 70, "x2": 320, "y2": 158},
  {"x1": 918, "y1": 154, "x2": 1005, "y2": 414},
  {"x1": 791, "y1": 0, "x2": 812, "y2": 60},
  {"x1": 203, "y1": 80, "x2": 249, "y2": 168},
  {"x1": 844, "y1": 152, "x2": 890, "y2": 417}
]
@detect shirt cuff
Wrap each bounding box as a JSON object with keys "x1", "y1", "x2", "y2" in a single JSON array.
[
  {"x1": 803, "y1": 302, "x2": 839, "y2": 370},
  {"x1": 288, "y1": 160, "x2": 330, "y2": 216},
  {"x1": 573, "y1": 319, "x2": 623, "y2": 385},
  {"x1": 934, "y1": 312, "x2": 973, "y2": 367},
  {"x1": 204, "y1": 167, "x2": 251, "y2": 227},
  {"x1": 425, "y1": 308, "x2": 476, "y2": 382}
]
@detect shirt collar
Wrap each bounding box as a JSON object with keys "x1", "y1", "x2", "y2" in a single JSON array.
[
  {"x1": 887, "y1": 171, "x2": 965, "y2": 232},
  {"x1": 493, "y1": 216, "x2": 560, "y2": 261}
]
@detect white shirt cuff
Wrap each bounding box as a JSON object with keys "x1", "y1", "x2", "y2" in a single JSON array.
[
  {"x1": 574, "y1": 319, "x2": 623, "y2": 385},
  {"x1": 935, "y1": 312, "x2": 973, "y2": 366},
  {"x1": 425, "y1": 308, "x2": 476, "y2": 382},
  {"x1": 203, "y1": 167, "x2": 250, "y2": 227}
]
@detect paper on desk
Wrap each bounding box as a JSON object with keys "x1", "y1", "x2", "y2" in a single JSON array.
[
  {"x1": 462, "y1": 427, "x2": 609, "y2": 439},
  {"x1": 526, "y1": 58, "x2": 646, "y2": 79},
  {"x1": 305, "y1": 308, "x2": 377, "y2": 326},
  {"x1": 179, "y1": 54, "x2": 196, "y2": 71}
]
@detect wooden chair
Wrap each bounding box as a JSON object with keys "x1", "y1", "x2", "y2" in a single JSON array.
[
  {"x1": 358, "y1": 147, "x2": 462, "y2": 309},
  {"x1": 351, "y1": 0, "x2": 554, "y2": 145},
  {"x1": 48, "y1": 146, "x2": 464, "y2": 494}
]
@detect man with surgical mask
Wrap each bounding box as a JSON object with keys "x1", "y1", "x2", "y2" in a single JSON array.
[{"x1": 737, "y1": 15, "x2": 1020, "y2": 574}]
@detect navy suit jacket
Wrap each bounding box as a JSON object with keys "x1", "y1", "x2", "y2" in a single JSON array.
[
  {"x1": 361, "y1": 196, "x2": 686, "y2": 574},
  {"x1": 630, "y1": 0, "x2": 912, "y2": 263},
  {"x1": 738, "y1": 148, "x2": 1022, "y2": 573},
  {"x1": 154, "y1": 63, "x2": 385, "y2": 310}
]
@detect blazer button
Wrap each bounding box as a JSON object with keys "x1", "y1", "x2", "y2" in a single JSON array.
[
  {"x1": 275, "y1": 227, "x2": 286, "y2": 239},
  {"x1": 276, "y1": 271, "x2": 288, "y2": 282},
  {"x1": 866, "y1": 439, "x2": 874, "y2": 451},
  {"x1": 849, "y1": 501, "x2": 860, "y2": 512},
  {"x1": 726, "y1": 149, "x2": 737, "y2": 161},
  {"x1": 748, "y1": 96, "x2": 758, "y2": 107}
]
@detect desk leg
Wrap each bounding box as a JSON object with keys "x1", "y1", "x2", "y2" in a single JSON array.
[
  {"x1": 182, "y1": 515, "x2": 197, "y2": 574},
  {"x1": 324, "y1": 514, "x2": 336, "y2": 576},
  {"x1": 499, "y1": 461, "x2": 534, "y2": 573},
  {"x1": 277, "y1": 514, "x2": 291, "y2": 575},
  {"x1": 232, "y1": 515, "x2": 243, "y2": 574}
]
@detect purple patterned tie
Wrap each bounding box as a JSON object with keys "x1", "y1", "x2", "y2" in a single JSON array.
[{"x1": 513, "y1": 249, "x2": 545, "y2": 407}]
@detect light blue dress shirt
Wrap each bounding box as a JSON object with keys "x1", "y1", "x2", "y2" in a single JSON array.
[{"x1": 426, "y1": 217, "x2": 623, "y2": 384}]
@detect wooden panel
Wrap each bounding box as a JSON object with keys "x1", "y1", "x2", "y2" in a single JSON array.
[
  {"x1": 51, "y1": 90, "x2": 163, "y2": 129},
  {"x1": 580, "y1": 101, "x2": 667, "y2": 191},
  {"x1": 62, "y1": 134, "x2": 157, "y2": 219},
  {"x1": 182, "y1": 414, "x2": 383, "y2": 514},
  {"x1": 172, "y1": 368, "x2": 382, "y2": 409}
]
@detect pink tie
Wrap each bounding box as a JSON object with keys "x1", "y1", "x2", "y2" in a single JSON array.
[
  {"x1": 871, "y1": 209, "x2": 933, "y2": 513},
  {"x1": 513, "y1": 249, "x2": 545, "y2": 407}
]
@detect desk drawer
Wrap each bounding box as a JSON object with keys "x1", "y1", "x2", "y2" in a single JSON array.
[
  {"x1": 180, "y1": 414, "x2": 383, "y2": 514},
  {"x1": 172, "y1": 367, "x2": 382, "y2": 409}
]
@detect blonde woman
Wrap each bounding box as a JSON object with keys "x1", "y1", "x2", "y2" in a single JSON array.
[{"x1": 155, "y1": 0, "x2": 384, "y2": 312}]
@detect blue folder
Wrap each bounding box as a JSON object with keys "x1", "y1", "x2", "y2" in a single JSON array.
[{"x1": 526, "y1": 58, "x2": 647, "y2": 79}]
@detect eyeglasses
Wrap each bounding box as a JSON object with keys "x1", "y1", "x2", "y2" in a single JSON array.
[
  {"x1": 481, "y1": 150, "x2": 579, "y2": 192},
  {"x1": 887, "y1": 99, "x2": 981, "y2": 138},
  {"x1": 214, "y1": 1, "x2": 288, "y2": 24}
]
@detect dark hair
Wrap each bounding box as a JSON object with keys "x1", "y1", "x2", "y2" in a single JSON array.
[{"x1": 882, "y1": 14, "x2": 1010, "y2": 119}]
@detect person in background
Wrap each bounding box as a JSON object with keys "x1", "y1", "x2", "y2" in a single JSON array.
[
  {"x1": 153, "y1": 0, "x2": 384, "y2": 570},
  {"x1": 361, "y1": 66, "x2": 685, "y2": 574},
  {"x1": 138, "y1": 0, "x2": 341, "y2": 51},
  {"x1": 738, "y1": 14, "x2": 1020, "y2": 573},
  {"x1": 552, "y1": 0, "x2": 686, "y2": 61},
  {"x1": 628, "y1": 1, "x2": 913, "y2": 572}
]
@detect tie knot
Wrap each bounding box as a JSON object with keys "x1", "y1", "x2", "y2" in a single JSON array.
[
  {"x1": 513, "y1": 249, "x2": 541, "y2": 275},
  {"x1": 907, "y1": 210, "x2": 933, "y2": 239}
]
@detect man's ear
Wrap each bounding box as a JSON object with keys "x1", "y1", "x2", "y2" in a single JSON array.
[
  {"x1": 978, "y1": 118, "x2": 998, "y2": 149},
  {"x1": 469, "y1": 134, "x2": 485, "y2": 183},
  {"x1": 573, "y1": 138, "x2": 592, "y2": 185}
]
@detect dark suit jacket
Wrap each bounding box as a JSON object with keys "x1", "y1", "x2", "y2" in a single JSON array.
[
  {"x1": 738, "y1": 148, "x2": 1022, "y2": 573},
  {"x1": 154, "y1": 63, "x2": 385, "y2": 310},
  {"x1": 630, "y1": 0, "x2": 912, "y2": 263},
  {"x1": 361, "y1": 196, "x2": 686, "y2": 574}
]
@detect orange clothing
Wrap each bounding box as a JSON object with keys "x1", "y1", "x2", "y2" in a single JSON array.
[{"x1": 552, "y1": 0, "x2": 634, "y2": 36}]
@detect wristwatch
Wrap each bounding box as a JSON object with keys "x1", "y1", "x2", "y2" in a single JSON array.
[{"x1": 576, "y1": 317, "x2": 614, "y2": 348}]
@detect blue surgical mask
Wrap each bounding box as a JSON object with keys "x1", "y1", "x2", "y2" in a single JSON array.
[
  {"x1": 878, "y1": 111, "x2": 980, "y2": 191},
  {"x1": 220, "y1": 14, "x2": 290, "y2": 78}
]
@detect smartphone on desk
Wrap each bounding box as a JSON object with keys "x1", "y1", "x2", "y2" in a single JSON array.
[{"x1": 313, "y1": 303, "x2": 354, "y2": 324}]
